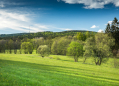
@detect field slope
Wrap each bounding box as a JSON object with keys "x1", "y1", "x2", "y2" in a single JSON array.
[{"x1": 0, "y1": 54, "x2": 119, "y2": 86}]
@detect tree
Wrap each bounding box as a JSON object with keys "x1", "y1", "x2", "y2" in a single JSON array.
[
  {"x1": 21, "y1": 42, "x2": 33, "y2": 54},
  {"x1": 76, "y1": 32, "x2": 86, "y2": 41},
  {"x1": 83, "y1": 37, "x2": 95, "y2": 63},
  {"x1": 0, "y1": 40, "x2": 6, "y2": 53},
  {"x1": 105, "y1": 23, "x2": 111, "y2": 33},
  {"x1": 8, "y1": 39, "x2": 14, "y2": 54},
  {"x1": 83, "y1": 33, "x2": 115, "y2": 65},
  {"x1": 57, "y1": 37, "x2": 71, "y2": 55},
  {"x1": 51, "y1": 39, "x2": 58, "y2": 55},
  {"x1": 37, "y1": 45, "x2": 50, "y2": 58},
  {"x1": 67, "y1": 41, "x2": 83, "y2": 62},
  {"x1": 105, "y1": 17, "x2": 119, "y2": 56},
  {"x1": 27, "y1": 43, "x2": 33, "y2": 54},
  {"x1": 13, "y1": 41, "x2": 18, "y2": 54},
  {"x1": 85, "y1": 31, "x2": 90, "y2": 39},
  {"x1": 51, "y1": 37, "x2": 72, "y2": 55},
  {"x1": 32, "y1": 37, "x2": 44, "y2": 53},
  {"x1": 21, "y1": 42, "x2": 28, "y2": 54}
]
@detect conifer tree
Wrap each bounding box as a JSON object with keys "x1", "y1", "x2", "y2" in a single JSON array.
[{"x1": 105, "y1": 23, "x2": 111, "y2": 33}]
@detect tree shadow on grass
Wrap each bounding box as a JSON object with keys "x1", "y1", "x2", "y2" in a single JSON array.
[{"x1": 0, "y1": 59, "x2": 119, "y2": 82}]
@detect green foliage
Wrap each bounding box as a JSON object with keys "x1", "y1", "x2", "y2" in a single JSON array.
[
  {"x1": 67, "y1": 41, "x2": 83, "y2": 62},
  {"x1": 76, "y1": 32, "x2": 86, "y2": 41},
  {"x1": 37, "y1": 45, "x2": 50, "y2": 57},
  {"x1": 105, "y1": 23, "x2": 111, "y2": 33},
  {"x1": 8, "y1": 39, "x2": 14, "y2": 54},
  {"x1": 83, "y1": 37, "x2": 95, "y2": 63},
  {"x1": 51, "y1": 40, "x2": 58, "y2": 55},
  {"x1": 105, "y1": 17, "x2": 119, "y2": 51},
  {"x1": 83, "y1": 33, "x2": 115, "y2": 65},
  {"x1": 0, "y1": 30, "x2": 96, "y2": 40},
  {"x1": 21, "y1": 42, "x2": 33, "y2": 54},
  {"x1": 0, "y1": 40, "x2": 6, "y2": 53},
  {"x1": 85, "y1": 31, "x2": 90, "y2": 39},
  {"x1": 51, "y1": 37, "x2": 72, "y2": 55},
  {"x1": 57, "y1": 37, "x2": 72, "y2": 55},
  {"x1": 32, "y1": 37, "x2": 45, "y2": 50}
]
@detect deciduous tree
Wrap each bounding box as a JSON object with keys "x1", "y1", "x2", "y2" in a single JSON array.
[
  {"x1": 21, "y1": 42, "x2": 33, "y2": 54},
  {"x1": 83, "y1": 33, "x2": 115, "y2": 65},
  {"x1": 67, "y1": 41, "x2": 83, "y2": 62}
]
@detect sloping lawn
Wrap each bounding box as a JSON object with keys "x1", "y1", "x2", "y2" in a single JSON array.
[{"x1": 0, "y1": 54, "x2": 119, "y2": 86}]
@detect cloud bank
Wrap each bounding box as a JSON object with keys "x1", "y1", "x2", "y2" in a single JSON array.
[
  {"x1": 0, "y1": 10, "x2": 49, "y2": 33},
  {"x1": 61, "y1": 0, "x2": 119, "y2": 9}
]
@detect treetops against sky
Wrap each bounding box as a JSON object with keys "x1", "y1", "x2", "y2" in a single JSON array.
[{"x1": 0, "y1": 0, "x2": 119, "y2": 34}]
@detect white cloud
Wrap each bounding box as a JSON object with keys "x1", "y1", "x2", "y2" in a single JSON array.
[
  {"x1": 61, "y1": 0, "x2": 119, "y2": 9},
  {"x1": 105, "y1": 21, "x2": 112, "y2": 25},
  {"x1": 91, "y1": 25, "x2": 99, "y2": 28},
  {"x1": 108, "y1": 21, "x2": 112, "y2": 24},
  {"x1": 0, "y1": 9, "x2": 71, "y2": 33},
  {"x1": 0, "y1": 10, "x2": 49, "y2": 33},
  {"x1": 98, "y1": 29, "x2": 104, "y2": 33}
]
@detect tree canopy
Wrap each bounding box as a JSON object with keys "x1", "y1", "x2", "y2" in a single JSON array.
[
  {"x1": 37, "y1": 45, "x2": 50, "y2": 57},
  {"x1": 83, "y1": 33, "x2": 115, "y2": 65},
  {"x1": 67, "y1": 41, "x2": 83, "y2": 62}
]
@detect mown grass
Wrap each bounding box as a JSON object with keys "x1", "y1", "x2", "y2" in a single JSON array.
[{"x1": 0, "y1": 52, "x2": 119, "y2": 86}]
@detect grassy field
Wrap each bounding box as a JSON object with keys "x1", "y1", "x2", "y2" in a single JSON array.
[{"x1": 0, "y1": 51, "x2": 119, "y2": 86}]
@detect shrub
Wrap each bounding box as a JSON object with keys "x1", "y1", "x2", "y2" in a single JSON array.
[{"x1": 37, "y1": 45, "x2": 50, "y2": 58}]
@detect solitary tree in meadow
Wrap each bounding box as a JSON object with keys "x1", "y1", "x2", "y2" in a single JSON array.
[
  {"x1": 67, "y1": 41, "x2": 83, "y2": 62},
  {"x1": 83, "y1": 33, "x2": 115, "y2": 65}
]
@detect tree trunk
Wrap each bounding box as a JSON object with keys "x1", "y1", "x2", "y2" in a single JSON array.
[
  {"x1": 95, "y1": 58, "x2": 100, "y2": 65},
  {"x1": 83, "y1": 57, "x2": 87, "y2": 63},
  {"x1": 74, "y1": 56, "x2": 78, "y2": 62},
  {"x1": 99, "y1": 58, "x2": 102, "y2": 65}
]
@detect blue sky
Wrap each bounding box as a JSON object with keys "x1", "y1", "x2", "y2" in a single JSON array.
[{"x1": 0, "y1": 0, "x2": 119, "y2": 34}]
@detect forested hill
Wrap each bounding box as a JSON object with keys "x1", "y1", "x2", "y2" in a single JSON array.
[{"x1": 0, "y1": 30, "x2": 97, "y2": 40}]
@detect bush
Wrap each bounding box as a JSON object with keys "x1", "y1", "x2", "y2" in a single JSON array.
[{"x1": 37, "y1": 45, "x2": 50, "y2": 58}]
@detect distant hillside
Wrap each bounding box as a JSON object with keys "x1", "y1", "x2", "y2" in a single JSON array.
[{"x1": 0, "y1": 30, "x2": 97, "y2": 40}]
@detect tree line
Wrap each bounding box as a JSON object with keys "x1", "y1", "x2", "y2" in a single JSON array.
[{"x1": 0, "y1": 30, "x2": 96, "y2": 40}]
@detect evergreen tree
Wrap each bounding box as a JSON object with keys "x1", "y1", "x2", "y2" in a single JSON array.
[
  {"x1": 105, "y1": 23, "x2": 111, "y2": 33},
  {"x1": 111, "y1": 17, "x2": 119, "y2": 50},
  {"x1": 105, "y1": 17, "x2": 119, "y2": 52}
]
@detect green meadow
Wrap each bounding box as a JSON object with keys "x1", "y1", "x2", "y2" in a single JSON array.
[{"x1": 0, "y1": 50, "x2": 119, "y2": 86}]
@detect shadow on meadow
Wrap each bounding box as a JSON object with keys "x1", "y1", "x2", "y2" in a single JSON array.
[{"x1": 0, "y1": 59, "x2": 119, "y2": 82}]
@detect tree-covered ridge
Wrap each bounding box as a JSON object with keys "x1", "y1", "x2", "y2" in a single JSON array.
[{"x1": 0, "y1": 30, "x2": 97, "y2": 40}]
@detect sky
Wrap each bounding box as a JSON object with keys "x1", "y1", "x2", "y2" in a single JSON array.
[{"x1": 0, "y1": 0, "x2": 119, "y2": 34}]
